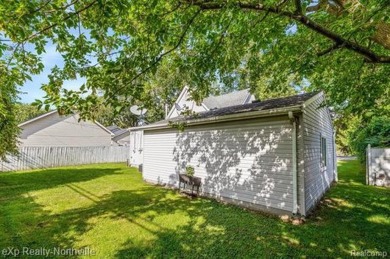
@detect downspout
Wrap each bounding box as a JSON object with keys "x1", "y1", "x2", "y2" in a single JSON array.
[
  {"x1": 288, "y1": 111, "x2": 298, "y2": 215},
  {"x1": 333, "y1": 129, "x2": 338, "y2": 182},
  {"x1": 127, "y1": 130, "x2": 131, "y2": 166}
]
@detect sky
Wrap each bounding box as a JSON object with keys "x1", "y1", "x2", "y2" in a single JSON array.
[
  {"x1": 18, "y1": 43, "x2": 86, "y2": 104},
  {"x1": 19, "y1": 37, "x2": 86, "y2": 103}
]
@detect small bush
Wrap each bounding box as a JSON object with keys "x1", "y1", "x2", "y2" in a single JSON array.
[{"x1": 185, "y1": 166, "x2": 195, "y2": 176}]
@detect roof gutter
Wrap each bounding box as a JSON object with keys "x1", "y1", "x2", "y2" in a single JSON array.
[
  {"x1": 131, "y1": 105, "x2": 303, "y2": 131},
  {"x1": 94, "y1": 121, "x2": 115, "y2": 136}
]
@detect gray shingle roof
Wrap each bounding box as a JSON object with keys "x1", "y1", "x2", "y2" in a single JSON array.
[
  {"x1": 194, "y1": 91, "x2": 318, "y2": 120},
  {"x1": 144, "y1": 91, "x2": 319, "y2": 128},
  {"x1": 107, "y1": 125, "x2": 118, "y2": 131},
  {"x1": 203, "y1": 89, "x2": 254, "y2": 109},
  {"x1": 107, "y1": 125, "x2": 128, "y2": 137}
]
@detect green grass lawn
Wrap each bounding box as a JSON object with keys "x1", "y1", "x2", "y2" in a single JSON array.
[{"x1": 0, "y1": 161, "x2": 389, "y2": 258}]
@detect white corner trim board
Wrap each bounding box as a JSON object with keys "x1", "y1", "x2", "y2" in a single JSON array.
[{"x1": 288, "y1": 111, "x2": 299, "y2": 215}]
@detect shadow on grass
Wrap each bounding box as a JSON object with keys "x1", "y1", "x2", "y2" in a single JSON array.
[
  {"x1": 114, "y1": 187, "x2": 389, "y2": 257},
  {"x1": 0, "y1": 166, "x2": 122, "y2": 195},
  {"x1": 0, "y1": 166, "x2": 123, "y2": 250},
  {"x1": 0, "y1": 162, "x2": 389, "y2": 257},
  {"x1": 113, "y1": 160, "x2": 389, "y2": 257}
]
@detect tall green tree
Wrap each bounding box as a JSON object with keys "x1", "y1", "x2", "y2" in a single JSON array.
[
  {"x1": 1, "y1": 0, "x2": 390, "y2": 158},
  {"x1": 15, "y1": 103, "x2": 47, "y2": 125},
  {"x1": 350, "y1": 116, "x2": 390, "y2": 161},
  {"x1": 91, "y1": 100, "x2": 139, "y2": 128},
  {"x1": 333, "y1": 114, "x2": 360, "y2": 156}
]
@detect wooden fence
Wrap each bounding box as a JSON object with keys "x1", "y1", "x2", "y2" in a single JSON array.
[
  {"x1": 366, "y1": 145, "x2": 390, "y2": 187},
  {"x1": 0, "y1": 146, "x2": 130, "y2": 172}
]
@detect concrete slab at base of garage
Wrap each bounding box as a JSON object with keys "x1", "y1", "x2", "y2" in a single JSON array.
[{"x1": 144, "y1": 177, "x2": 300, "y2": 216}]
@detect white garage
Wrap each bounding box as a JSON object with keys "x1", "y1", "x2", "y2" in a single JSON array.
[{"x1": 130, "y1": 92, "x2": 337, "y2": 216}]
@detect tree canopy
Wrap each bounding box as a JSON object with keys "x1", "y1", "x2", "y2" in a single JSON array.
[
  {"x1": 14, "y1": 103, "x2": 47, "y2": 125},
  {"x1": 350, "y1": 115, "x2": 390, "y2": 161},
  {"x1": 1, "y1": 0, "x2": 390, "y2": 158}
]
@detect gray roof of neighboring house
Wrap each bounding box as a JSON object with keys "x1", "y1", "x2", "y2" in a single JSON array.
[
  {"x1": 18, "y1": 110, "x2": 58, "y2": 127},
  {"x1": 107, "y1": 125, "x2": 129, "y2": 137},
  {"x1": 113, "y1": 132, "x2": 130, "y2": 142},
  {"x1": 203, "y1": 89, "x2": 254, "y2": 109},
  {"x1": 139, "y1": 91, "x2": 319, "y2": 129},
  {"x1": 19, "y1": 110, "x2": 113, "y2": 135}
]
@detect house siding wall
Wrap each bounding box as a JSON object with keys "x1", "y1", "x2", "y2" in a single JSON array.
[
  {"x1": 143, "y1": 116, "x2": 296, "y2": 214},
  {"x1": 19, "y1": 113, "x2": 112, "y2": 147},
  {"x1": 302, "y1": 94, "x2": 335, "y2": 214},
  {"x1": 297, "y1": 114, "x2": 306, "y2": 215},
  {"x1": 129, "y1": 130, "x2": 144, "y2": 166}
]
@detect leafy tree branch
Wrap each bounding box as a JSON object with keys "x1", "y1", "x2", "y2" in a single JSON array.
[
  {"x1": 184, "y1": 0, "x2": 390, "y2": 63},
  {"x1": 0, "y1": 0, "x2": 389, "y2": 159}
]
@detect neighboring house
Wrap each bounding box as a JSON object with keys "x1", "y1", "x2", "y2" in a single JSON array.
[
  {"x1": 129, "y1": 90, "x2": 337, "y2": 216},
  {"x1": 167, "y1": 86, "x2": 256, "y2": 119},
  {"x1": 129, "y1": 87, "x2": 256, "y2": 167},
  {"x1": 107, "y1": 125, "x2": 130, "y2": 146},
  {"x1": 19, "y1": 111, "x2": 114, "y2": 147}
]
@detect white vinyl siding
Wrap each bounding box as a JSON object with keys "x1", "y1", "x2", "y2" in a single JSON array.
[
  {"x1": 297, "y1": 114, "x2": 306, "y2": 215},
  {"x1": 129, "y1": 130, "x2": 144, "y2": 166},
  {"x1": 302, "y1": 94, "x2": 335, "y2": 214},
  {"x1": 143, "y1": 117, "x2": 295, "y2": 213}
]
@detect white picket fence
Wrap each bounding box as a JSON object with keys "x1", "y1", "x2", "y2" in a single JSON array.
[
  {"x1": 366, "y1": 145, "x2": 390, "y2": 187},
  {"x1": 0, "y1": 146, "x2": 130, "y2": 172}
]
